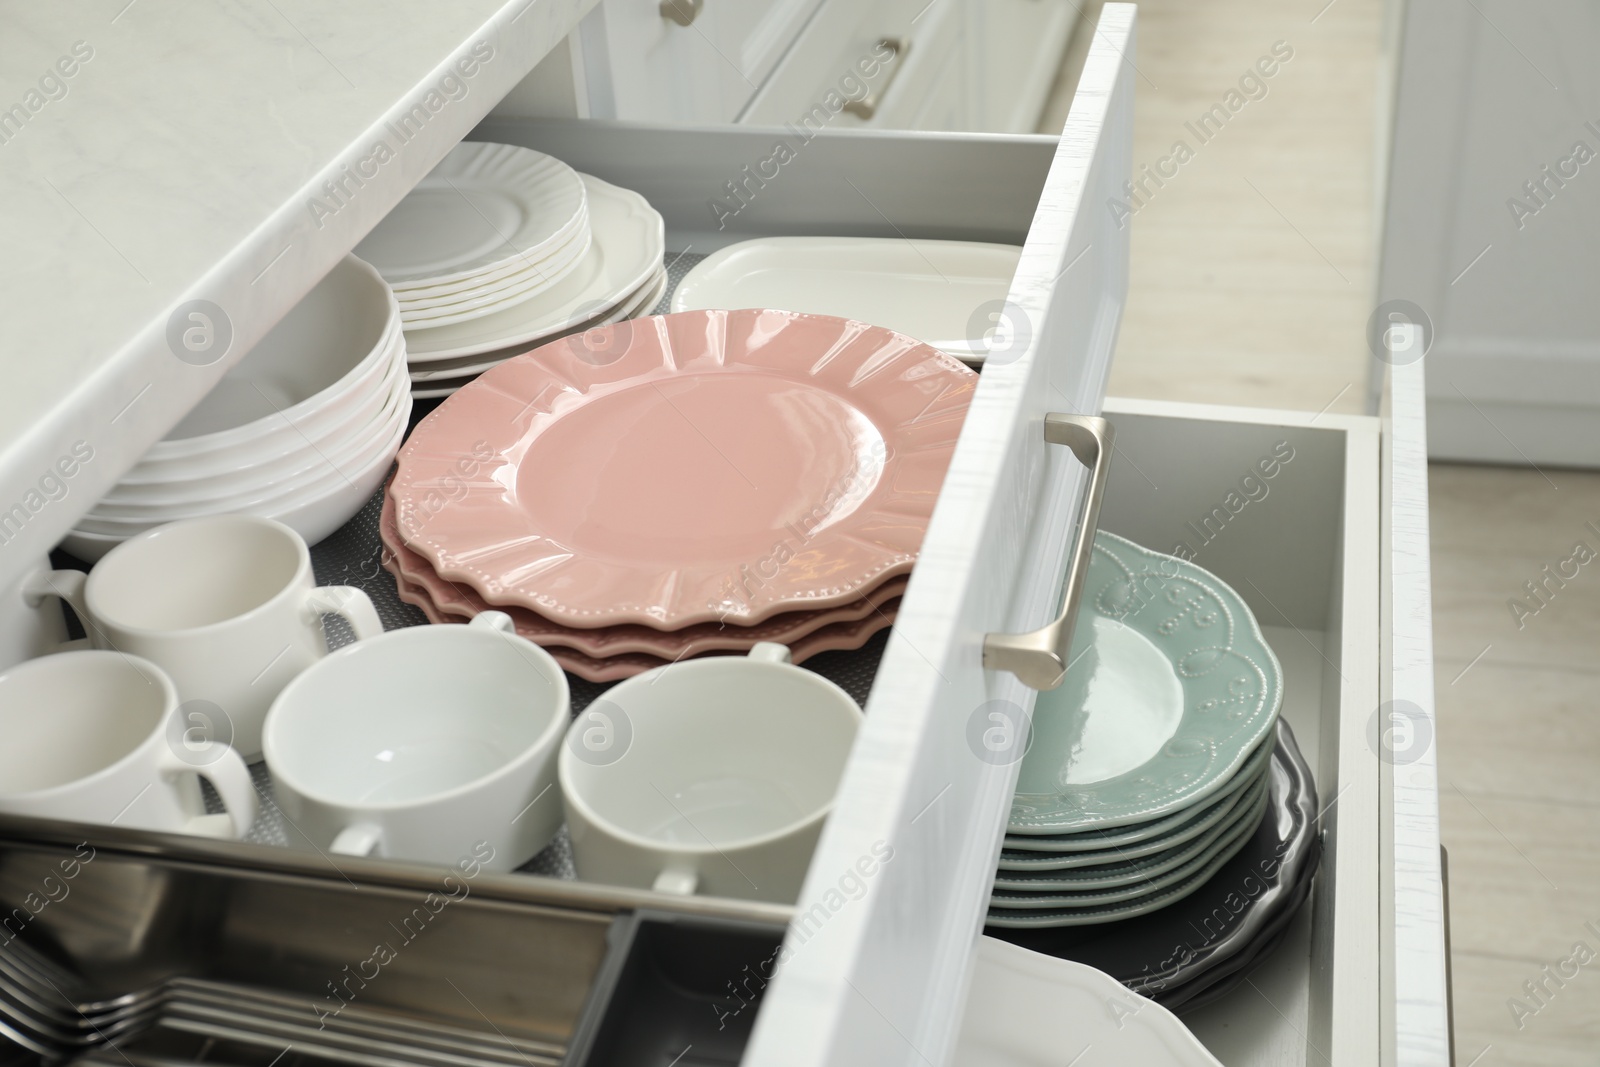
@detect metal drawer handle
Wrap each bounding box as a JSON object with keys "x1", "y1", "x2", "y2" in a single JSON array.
[
  {"x1": 983, "y1": 413, "x2": 1115, "y2": 691},
  {"x1": 659, "y1": 0, "x2": 703, "y2": 26},
  {"x1": 842, "y1": 38, "x2": 908, "y2": 120}
]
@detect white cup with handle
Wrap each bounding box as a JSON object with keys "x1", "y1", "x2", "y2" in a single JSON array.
[
  {"x1": 49, "y1": 515, "x2": 382, "y2": 761},
  {"x1": 0, "y1": 650, "x2": 257, "y2": 838},
  {"x1": 559, "y1": 643, "x2": 862, "y2": 905},
  {"x1": 0, "y1": 558, "x2": 89, "y2": 670},
  {"x1": 262, "y1": 611, "x2": 571, "y2": 871}
]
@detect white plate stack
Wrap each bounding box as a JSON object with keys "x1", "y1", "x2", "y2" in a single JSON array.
[
  {"x1": 64, "y1": 255, "x2": 409, "y2": 562},
  {"x1": 356, "y1": 143, "x2": 666, "y2": 399}
]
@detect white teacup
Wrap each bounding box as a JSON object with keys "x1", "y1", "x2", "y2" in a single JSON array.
[
  {"x1": 53, "y1": 516, "x2": 382, "y2": 761},
  {"x1": 0, "y1": 559, "x2": 84, "y2": 670},
  {"x1": 0, "y1": 651, "x2": 257, "y2": 838},
  {"x1": 262, "y1": 612, "x2": 571, "y2": 871},
  {"x1": 560, "y1": 643, "x2": 861, "y2": 904}
]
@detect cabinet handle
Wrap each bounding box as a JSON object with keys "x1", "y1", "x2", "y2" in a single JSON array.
[
  {"x1": 842, "y1": 38, "x2": 909, "y2": 120},
  {"x1": 983, "y1": 414, "x2": 1115, "y2": 690},
  {"x1": 659, "y1": 0, "x2": 703, "y2": 26}
]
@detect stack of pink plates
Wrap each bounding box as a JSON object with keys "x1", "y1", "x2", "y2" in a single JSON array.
[{"x1": 382, "y1": 309, "x2": 978, "y2": 681}]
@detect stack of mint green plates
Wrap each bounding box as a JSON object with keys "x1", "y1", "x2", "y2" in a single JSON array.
[{"x1": 988, "y1": 531, "x2": 1284, "y2": 929}]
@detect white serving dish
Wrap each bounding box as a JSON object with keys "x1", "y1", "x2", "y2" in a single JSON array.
[
  {"x1": 670, "y1": 235, "x2": 1021, "y2": 357},
  {"x1": 954, "y1": 937, "x2": 1222, "y2": 1066}
]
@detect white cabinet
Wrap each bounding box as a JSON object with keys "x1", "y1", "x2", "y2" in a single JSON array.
[
  {"x1": 739, "y1": 0, "x2": 1078, "y2": 132},
  {"x1": 541, "y1": 0, "x2": 1079, "y2": 132},
  {"x1": 572, "y1": 0, "x2": 825, "y2": 124},
  {"x1": 738, "y1": 0, "x2": 1078, "y2": 132}
]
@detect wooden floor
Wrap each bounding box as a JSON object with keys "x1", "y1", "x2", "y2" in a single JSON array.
[
  {"x1": 1036, "y1": 2, "x2": 1600, "y2": 1064},
  {"x1": 1038, "y1": 0, "x2": 1383, "y2": 416}
]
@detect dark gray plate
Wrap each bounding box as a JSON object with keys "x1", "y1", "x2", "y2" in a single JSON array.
[
  {"x1": 986, "y1": 717, "x2": 1319, "y2": 1000},
  {"x1": 1163, "y1": 852, "x2": 1316, "y2": 1013}
]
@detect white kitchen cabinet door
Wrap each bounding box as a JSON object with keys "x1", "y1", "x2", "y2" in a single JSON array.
[
  {"x1": 577, "y1": 0, "x2": 821, "y2": 124},
  {"x1": 738, "y1": 0, "x2": 1079, "y2": 133},
  {"x1": 737, "y1": 0, "x2": 962, "y2": 130}
]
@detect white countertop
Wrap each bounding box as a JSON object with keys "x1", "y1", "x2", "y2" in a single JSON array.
[{"x1": 0, "y1": 0, "x2": 594, "y2": 589}]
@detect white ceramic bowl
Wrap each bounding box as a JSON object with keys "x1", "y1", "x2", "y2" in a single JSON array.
[
  {"x1": 84, "y1": 389, "x2": 408, "y2": 529},
  {"x1": 262, "y1": 612, "x2": 570, "y2": 870},
  {"x1": 102, "y1": 347, "x2": 408, "y2": 505},
  {"x1": 269, "y1": 419, "x2": 404, "y2": 545},
  {"x1": 57, "y1": 530, "x2": 122, "y2": 564},
  {"x1": 143, "y1": 256, "x2": 398, "y2": 461},
  {"x1": 66, "y1": 393, "x2": 409, "y2": 560},
  {"x1": 93, "y1": 358, "x2": 408, "y2": 515},
  {"x1": 117, "y1": 322, "x2": 404, "y2": 485}
]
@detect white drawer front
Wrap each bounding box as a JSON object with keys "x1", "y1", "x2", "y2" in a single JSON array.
[
  {"x1": 737, "y1": 0, "x2": 959, "y2": 131},
  {"x1": 579, "y1": 0, "x2": 822, "y2": 124},
  {"x1": 742, "y1": 8, "x2": 1136, "y2": 1064}
]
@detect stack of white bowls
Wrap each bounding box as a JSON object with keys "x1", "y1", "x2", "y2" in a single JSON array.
[{"x1": 64, "y1": 255, "x2": 408, "y2": 562}]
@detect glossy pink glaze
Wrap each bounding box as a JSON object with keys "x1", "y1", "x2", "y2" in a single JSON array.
[
  {"x1": 380, "y1": 487, "x2": 904, "y2": 658},
  {"x1": 391, "y1": 309, "x2": 974, "y2": 628},
  {"x1": 390, "y1": 562, "x2": 899, "y2": 682}
]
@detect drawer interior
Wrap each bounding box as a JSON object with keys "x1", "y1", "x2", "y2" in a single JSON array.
[
  {"x1": 470, "y1": 117, "x2": 1058, "y2": 252},
  {"x1": 1098, "y1": 397, "x2": 1381, "y2": 1067},
  {"x1": 14, "y1": 112, "x2": 1382, "y2": 1065},
  {"x1": 0, "y1": 842, "x2": 613, "y2": 1052}
]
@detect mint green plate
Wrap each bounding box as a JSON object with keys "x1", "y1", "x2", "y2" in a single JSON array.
[
  {"x1": 1008, "y1": 531, "x2": 1283, "y2": 835},
  {"x1": 992, "y1": 770, "x2": 1268, "y2": 892},
  {"x1": 990, "y1": 785, "x2": 1269, "y2": 911},
  {"x1": 1000, "y1": 727, "x2": 1275, "y2": 860}
]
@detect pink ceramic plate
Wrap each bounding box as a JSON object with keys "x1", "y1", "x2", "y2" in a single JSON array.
[
  {"x1": 392, "y1": 565, "x2": 898, "y2": 682},
  {"x1": 392, "y1": 309, "x2": 974, "y2": 629},
  {"x1": 381, "y1": 487, "x2": 904, "y2": 658}
]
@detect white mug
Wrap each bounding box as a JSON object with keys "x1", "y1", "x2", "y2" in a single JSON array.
[
  {"x1": 560, "y1": 643, "x2": 861, "y2": 904},
  {"x1": 0, "y1": 559, "x2": 83, "y2": 670},
  {"x1": 0, "y1": 651, "x2": 257, "y2": 838},
  {"x1": 263, "y1": 611, "x2": 571, "y2": 871},
  {"x1": 52, "y1": 516, "x2": 382, "y2": 761}
]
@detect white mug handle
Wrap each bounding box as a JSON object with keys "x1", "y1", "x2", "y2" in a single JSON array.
[
  {"x1": 22, "y1": 568, "x2": 91, "y2": 650},
  {"x1": 470, "y1": 610, "x2": 514, "y2": 633},
  {"x1": 652, "y1": 868, "x2": 699, "y2": 895},
  {"x1": 305, "y1": 585, "x2": 383, "y2": 644},
  {"x1": 331, "y1": 824, "x2": 383, "y2": 857},
  {"x1": 156, "y1": 744, "x2": 258, "y2": 840},
  {"x1": 747, "y1": 642, "x2": 793, "y2": 664}
]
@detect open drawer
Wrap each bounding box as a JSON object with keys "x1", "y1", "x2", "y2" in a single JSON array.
[
  {"x1": 476, "y1": 8, "x2": 1438, "y2": 1067},
  {"x1": 0, "y1": 5, "x2": 1447, "y2": 1066},
  {"x1": 478, "y1": 3, "x2": 1441, "y2": 1058}
]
